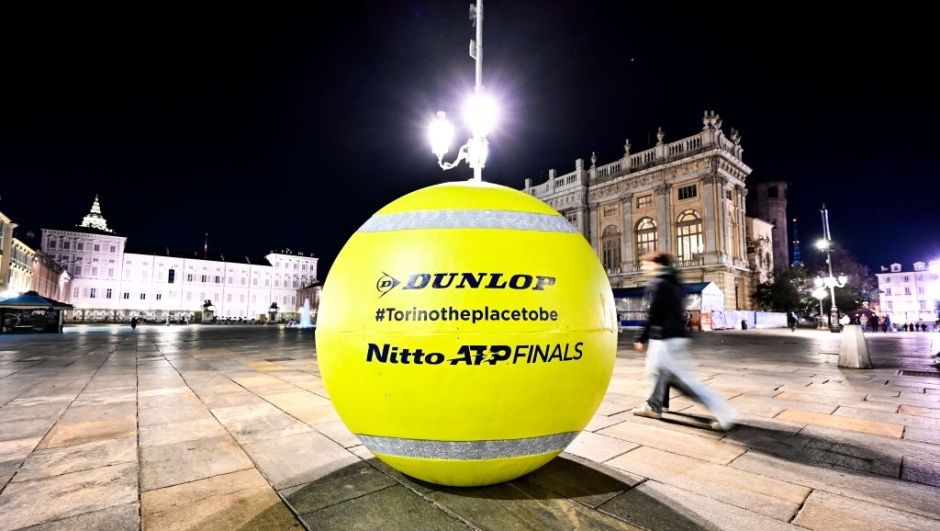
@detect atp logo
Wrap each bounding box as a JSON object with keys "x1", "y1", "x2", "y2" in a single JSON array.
[{"x1": 376, "y1": 272, "x2": 401, "y2": 298}]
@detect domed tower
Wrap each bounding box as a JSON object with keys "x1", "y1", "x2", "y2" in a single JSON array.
[{"x1": 746, "y1": 181, "x2": 790, "y2": 272}]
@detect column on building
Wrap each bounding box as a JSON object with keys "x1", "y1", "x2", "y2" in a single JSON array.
[
  {"x1": 736, "y1": 185, "x2": 748, "y2": 263},
  {"x1": 655, "y1": 183, "x2": 672, "y2": 253},
  {"x1": 587, "y1": 203, "x2": 598, "y2": 250},
  {"x1": 700, "y1": 174, "x2": 717, "y2": 259},
  {"x1": 620, "y1": 192, "x2": 634, "y2": 268}
]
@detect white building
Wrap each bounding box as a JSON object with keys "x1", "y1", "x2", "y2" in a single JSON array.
[
  {"x1": 876, "y1": 260, "x2": 940, "y2": 327},
  {"x1": 42, "y1": 196, "x2": 319, "y2": 321}
]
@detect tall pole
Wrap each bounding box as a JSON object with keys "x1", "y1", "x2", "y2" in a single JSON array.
[
  {"x1": 472, "y1": 0, "x2": 484, "y2": 182},
  {"x1": 820, "y1": 204, "x2": 839, "y2": 332}
]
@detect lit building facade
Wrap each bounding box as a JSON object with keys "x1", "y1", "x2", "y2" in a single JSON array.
[
  {"x1": 42, "y1": 196, "x2": 319, "y2": 321},
  {"x1": 522, "y1": 111, "x2": 758, "y2": 310},
  {"x1": 0, "y1": 210, "x2": 18, "y2": 296},
  {"x1": 746, "y1": 217, "x2": 774, "y2": 284},
  {"x1": 30, "y1": 250, "x2": 70, "y2": 302},
  {"x1": 876, "y1": 261, "x2": 940, "y2": 326}
]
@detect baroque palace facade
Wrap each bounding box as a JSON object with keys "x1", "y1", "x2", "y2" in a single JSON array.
[
  {"x1": 523, "y1": 111, "x2": 758, "y2": 310},
  {"x1": 42, "y1": 196, "x2": 318, "y2": 321}
]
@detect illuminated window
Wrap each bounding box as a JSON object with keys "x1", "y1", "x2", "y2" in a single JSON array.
[
  {"x1": 675, "y1": 210, "x2": 703, "y2": 261},
  {"x1": 635, "y1": 217, "x2": 658, "y2": 257},
  {"x1": 636, "y1": 195, "x2": 652, "y2": 209},
  {"x1": 677, "y1": 185, "x2": 697, "y2": 200},
  {"x1": 601, "y1": 225, "x2": 621, "y2": 270}
]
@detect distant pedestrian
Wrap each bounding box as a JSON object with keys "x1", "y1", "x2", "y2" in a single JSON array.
[
  {"x1": 860, "y1": 313, "x2": 869, "y2": 332},
  {"x1": 869, "y1": 314, "x2": 879, "y2": 333},
  {"x1": 787, "y1": 311, "x2": 797, "y2": 332},
  {"x1": 631, "y1": 250, "x2": 738, "y2": 431},
  {"x1": 130, "y1": 317, "x2": 138, "y2": 330}
]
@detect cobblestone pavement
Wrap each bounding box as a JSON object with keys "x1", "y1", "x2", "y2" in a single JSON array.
[{"x1": 1, "y1": 325, "x2": 938, "y2": 531}]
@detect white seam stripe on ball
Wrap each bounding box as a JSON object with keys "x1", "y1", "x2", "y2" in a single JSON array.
[
  {"x1": 357, "y1": 210, "x2": 579, "y2": 233},
  {"x1": 356, "y1": 432, "x2": 580, "y2": 460}
]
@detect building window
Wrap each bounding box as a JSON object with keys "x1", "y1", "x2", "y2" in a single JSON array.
[
  {"x1": 885, "y1": 288, "x2": 892, "y2": 296},
  {"x1": 73, "y1": 287, "x2": 79, "y2": 298},
  {"x1": 903, "y1": 276, "x2": 909, "y2": 282},
  {"x1": 186, "y1": 292, "x2": 192, "y2": 301},
  {"x1": 602, "y1": 203, "x2": 618, "y2": 217},
  {"x1": 108, "y1": 268, "x2": 114, "y2": 277},
  {"x1": 677, "y1": 185, "x2": 697, "y2": 200},
  {"x1": 106, "y1": 288, "x2": 112, "y2": 299},
  {"x1": 123, "y1": 292, "x2": 130, "y2": 299},
  {"x1": 90, "y1": 288, "x2": 97, "y2": 299},
  {"x1": 94, "y1": 244, "x2": 100, "y2": 252},
  {"x1": 884, "y1": 276, "x2": 891, "y2": 283},
  {"x1": 725, "y1": 189, "x2": 732, "y2": 200},
  {"x1": 227, "y1": 294, "x2": 233, "y2": 302},
  {"x1": 214, "y1": 276, "x2": 221, "y2": 283},
  {"x1": 74, "y1": 266, "x2": 82, "y2": 276},
  {"x1": 92, "y1": 267, "x2": 98, "y2": 276},
  {"x1": 168, "y1": 269, "x2": 176, "y2": 283},
  {"x1": 675, "y1": 210, "x2": 703, "y2": 262},
  {"x1": 187, "y1": 274, "x2": 194, "y2": 282},
  {"x1": 904, "y1": 287, "x2": 911, "y2": 295},
  {"x1": 635, "y1": 217, "x2": 658, "y2": 257},
  {"x1": 636, "y1": 195, "x2": 653, "y2": 209},
  {"x1": 241, "y1": 278, "x2": 246, "y2": 285},
  {"x1": 140, "y1": 293, "x2": 146, "y2": 300},
  {"x1": 77, "y1": 243, "x2": 84, "y2": 250},
  {"x1": 564, "y1": 211, "x2": 578, "y2": 226},
  {"x1": 601, "y1": 225, "x2": 621, "y2": 271},
  {"x1": 200, "y1": 275, "x2": 207, "y2": 283},
  {"x1": 110, "y1": 246, "x2": 116, "y2": 253},
  {"x1": 63, "y1": 241, "x2": 70, "y2": 250},
  {"x1": 920, "y1": 300, "x2": 927, "y2": 310},
  {"x1": 49, "y1": 241, "x2": 57, "y2": 249},
  {"x1": 156, "y1": 293, "x2": 162, "y2": 300}
]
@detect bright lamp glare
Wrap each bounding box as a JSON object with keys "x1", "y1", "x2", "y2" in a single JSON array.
[
  {"x1": 815, "y1": 239, "x2": 828, "y2": 250},
  {"x1": 464, "y1": 93, "x2": 497, "y2": 138},
  {"x1": 429, "y1": 111, "x2": 454, "y2": 157}
]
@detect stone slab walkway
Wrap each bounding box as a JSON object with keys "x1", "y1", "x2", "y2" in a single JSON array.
[{"x1": 1, "y1": 325, "x2": 938, "y2": 530}]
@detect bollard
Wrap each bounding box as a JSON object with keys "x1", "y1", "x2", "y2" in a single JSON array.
[{"x1": 838, "y1": 324, "x2": 872, "y2": 369}]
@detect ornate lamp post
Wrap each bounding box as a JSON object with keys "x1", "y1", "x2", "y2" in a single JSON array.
[
  {"x1": 429, "y1": 0, "x2": 496, "y2": 182},
  {"x1": 816, "y1": 203, "x2": 848, "y2": 333},
  {"x1": 812, "y1": 286, "x2": 828, "y2": 329}
]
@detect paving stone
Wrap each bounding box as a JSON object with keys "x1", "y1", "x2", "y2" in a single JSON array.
[
  {"x1": 903, "y1": 426, "x2": 940, "y2": 445},
  {"x1": 565, "y1": 430, "x2": 638, "y2": 463},
  {"x1": 198, "y1": 391, "x2": 268, "y2": 409},
  {"x1": 262, "y1": 390, "x2": 331, "y2": 412},
  {"x1": 0, "y1": 402, "x2": 68, "y2": 423},
  {"x1": 835, "y1": 405, "x2": 940, "y2": 431},
  {"x1": 242, "y1": 430, "x2": 358, "y2": 489},
  {"x1": 16, "y1": 437, "x2": 136, "y2": 482},
  {"x1": 523, "y1": 455, "x2": 643, "y2": 509},
  {"x1": 794, "y1": 490, "x2": 939, "y2": 531},
  {"x1": 901, "y1": 455, "x2": 940, "y2": 488},
  {"x1": 139, "y1": 418, "x2": 229, "y2": 447},
  {"x1": 606, "y1": 447, "x2": 809, "y2": 520},
  {"x1": 287, "y1": 404, "x2": 342, "y2": 425},
  {"x1": 210, "y1": 403, "x2": 314, "y2": 444},
  {"x1": 14, "y1": 503, "x2": 139, "y2": 531},
  {"x1": 775, "y1": 409, "x2": 903, "y2": 438},
  {"x1": 38, "y1": 416, "x2": 137, "y2": 449},
  {"x1": 138, "y1": 404, "x2": 215, "y2": 427},
  {"x1": 727, "y1": 394, "x2": 837, "y2": 417},
  {"x1": 899, "y1": 405, "x2": 940, "y2": 419},
  {"x1": 142, "y1": 468, "x2": 303, "y2": 531},
  {"x1": 0, "y1": 460, "x2": 20, "y2": 486},
  {"x1": 0, "y1": 462, "x2": 137, "y2": 531},
  {"x1": 427, "y1": 479, "x2": 641, "y2": 531},
  {"x1": 137, "y1": 388, "x2": 201, "y2": 409},
  {"x1": 58, "y1": 402, "x2": 136, "y2": 423},
  {"x1": 598, "y1": 480, "x2": 804, "y2": 531},
  {"x1": 597, "y1": 420, "x2": 746, "y2": 464},
  {"x1": 139, "y1": 434, "x2": 253, "y2": 491},
  {"x1": 298, "y1": 484, "x2": 469, "y2": 531},
  {"x1": 730, "y1": 451, "x2": 940, "y2": 520},
  {"x1": 0, "y1": 417, "x2": 56, "y2": 442},
  {"x1": 282, "y1": 460, "x2": 398, "y2": 514},
  {"x1": 0, "y1": 437, "x2": 42, "y2": 462},
  {"x1": 314, "y1": 419, "x2": 361, "y2": 448}
]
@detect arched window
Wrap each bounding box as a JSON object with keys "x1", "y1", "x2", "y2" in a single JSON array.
[
  {"x1": 635, "y1": 217, "x2": 658, "y2": 258},
  {"x1": 675, "y1": 210, "x2": 703, "y2": 262},
  {"x1": 601, "y1": 225, "x2": 621, "y2": 270}
]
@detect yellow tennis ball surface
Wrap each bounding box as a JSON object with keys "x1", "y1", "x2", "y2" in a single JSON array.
[{"x1": 315, "y1": 180, "x2": 617, "y2": 486}]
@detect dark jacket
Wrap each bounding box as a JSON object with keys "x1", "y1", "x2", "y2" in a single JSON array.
[{"x1": 634, "y1": 268, "x2": 688, "y2": 343}]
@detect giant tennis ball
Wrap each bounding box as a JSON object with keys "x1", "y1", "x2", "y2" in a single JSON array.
[{"x1": 315, "y1": 180, "x2": 617, "y2": 487}]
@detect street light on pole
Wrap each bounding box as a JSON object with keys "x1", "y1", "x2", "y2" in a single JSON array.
[
  {"x1": 816, "y1": 203, "x2": 848, "y2": 333},
  {"x1": 429, "y1": 0, "x2": 497, "y2": 182}
]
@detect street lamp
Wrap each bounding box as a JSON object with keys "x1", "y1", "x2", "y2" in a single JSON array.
[
  {"x1": 429, "y1": 0, "x2": 496, "y2": 182},
  {"x1": 816, "y1": 203, "x2": 849, "y2": 333},
  {"x1": 812, "y1": 286, "x2": 828, "y2": 329}
]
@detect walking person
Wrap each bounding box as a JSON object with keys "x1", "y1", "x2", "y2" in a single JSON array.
[{"x1": 632, "y1": 250, "x2": 738, "y2": 431}]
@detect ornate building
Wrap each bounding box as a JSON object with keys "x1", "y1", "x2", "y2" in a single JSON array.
[
  {"x1": 42, "y1": 196, "x2": 319, "y2": 321},
  {"x1": 522, "y1": 111, "x2": 757, "y2": 310},
  {"x1": 876, "y1": 261, "x2": 940, "y2": 327}
]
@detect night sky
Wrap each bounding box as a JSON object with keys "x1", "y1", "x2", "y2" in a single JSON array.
[{"x1": 1, "y1": 1, "x2": 936, "y2": 279}]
